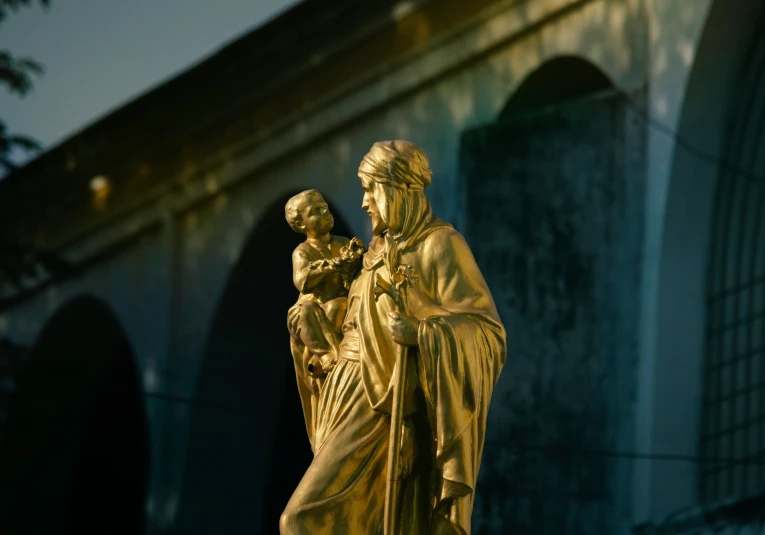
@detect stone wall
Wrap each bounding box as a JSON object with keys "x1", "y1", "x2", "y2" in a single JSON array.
[{"x1": 463, "y1": 90, "x2": 644, "y2": 534}]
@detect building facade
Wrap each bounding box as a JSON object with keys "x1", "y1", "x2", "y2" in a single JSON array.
[{"x1": 0, "y1": 0, "x2": 764, "y2": 533}]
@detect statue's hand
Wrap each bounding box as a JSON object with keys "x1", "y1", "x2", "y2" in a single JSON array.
[
  {"x1": 308, "y1": 259, "x2": 335, "y2": 274},
  {"x1": 387, "y1": 311, "x2": 419, "y2": 346}
]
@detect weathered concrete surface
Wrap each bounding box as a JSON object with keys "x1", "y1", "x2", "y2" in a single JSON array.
[{"x1": 462, "y1": 91, "x2": 644, "y2": 534}]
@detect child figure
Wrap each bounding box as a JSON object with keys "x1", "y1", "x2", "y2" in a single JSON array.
[{"x1": 285, "y1": 190, "x2": 363, "y2": 378}]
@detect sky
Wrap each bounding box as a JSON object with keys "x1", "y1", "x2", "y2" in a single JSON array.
[{"x1": 0, "y1": 0, "x2": 300, "y2": 166}]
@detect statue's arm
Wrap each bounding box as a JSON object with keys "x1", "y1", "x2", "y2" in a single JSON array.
[
  {"x1": 415, "y1": 228, "x2": 507, "y2": 508},
  {"x1": 292, "y1": 248, "x2": 331, "y2": 293}
]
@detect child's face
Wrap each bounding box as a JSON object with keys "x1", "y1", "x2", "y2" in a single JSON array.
[{"x1": 300, "y1": 194, "x2": 334, "y2": 236}]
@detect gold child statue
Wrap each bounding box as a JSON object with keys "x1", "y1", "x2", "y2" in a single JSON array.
[
  {"x1": 285, "y1": 189, "x2": 364, "y2": 380},
  {"x1": 282, "y1": 142, "x2": 507, "y2": 535}
]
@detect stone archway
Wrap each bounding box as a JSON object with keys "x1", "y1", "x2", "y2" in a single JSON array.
[
  {"x1": 641, "y1": 0, "x2": 765, "y2": 520},
  {"x1": 499, "y1": 55, "x2": 614, "y2": 118},
  {"x1": 177, "y1": 192, "x2": 353, "y2": 535},
  {"x1": 0, "y1": 295, "x2": 149, "y2": 534},
  {"x1": 461, "y1": 56, "x2": 643, "y2": 534}
]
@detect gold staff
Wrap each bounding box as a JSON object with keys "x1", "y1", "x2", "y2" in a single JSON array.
[{"x1": 374, "y1": 234, "x2": 418, "y2": 535}]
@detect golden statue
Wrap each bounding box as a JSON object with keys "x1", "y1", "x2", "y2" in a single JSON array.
[
  {"x1": 283, "y1": 141, "x2": 507, "y2": 535},
  {"x1": 286, "y1": 189, "x2": 365, "y2": 381}
]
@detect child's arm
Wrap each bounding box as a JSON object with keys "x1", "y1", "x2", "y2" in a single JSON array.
[{"x1": 293, "y1": 248, "x2": 334, "y2": 293}]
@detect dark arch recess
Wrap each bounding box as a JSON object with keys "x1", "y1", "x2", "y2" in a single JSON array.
[
  {"x1": 177, "y1": 192, "x2": 353, "y2": 535},
  {"x1": 0, "y1": 295, "x2": 149, "y2": 535},
  {"x1": 500, "y1": 55, "x2": 614, "y2": 118}
]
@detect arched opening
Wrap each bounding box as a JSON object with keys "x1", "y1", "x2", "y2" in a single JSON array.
[
  {"x1": 641, "y1": 0, "x2": 765, "y2": 520},
  {"x1": 0, "y1": 296, "x2": 149, "y2": 534},
  {"x1": 177, "y1": 191, "x2": 353, "y2": 535},
  {"x1": 699, "y1": 10, "x2": 765, "y2": 504},
  {"x1": 461, "y1": 57, "x2": 640, "y2": 533},
  {"x1": 499, "y1": 55, "x2": 614, "y2": 119}
]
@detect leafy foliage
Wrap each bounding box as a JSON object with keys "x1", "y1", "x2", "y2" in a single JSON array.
[
  {"x1": 0, "y1": 0, "x2": 65, "y2": 304},
  {"x1": 0, "y1": 51, "x2": 43, "y2": 95},
  {"x1": 0, "y1": 0, "x2": 49, "y2": 173},
  {"x1": 0, "y1": 0, "x2": 49, "y2": 23},
  {"x1": 0, "y1": 120, "x2": 40, "y2": 173}
]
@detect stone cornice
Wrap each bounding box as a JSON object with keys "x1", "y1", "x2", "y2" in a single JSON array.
[{"x1": 0, "y1": 0, "x2": 595, "y2": 307}]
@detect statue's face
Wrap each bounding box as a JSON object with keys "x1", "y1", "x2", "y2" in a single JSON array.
[
  {"x1": 360, "y1": 176, "x2": 389, "y2": 236},
  {"x1": 299, "y1": 193, "x2": 334, "y2": 236}
]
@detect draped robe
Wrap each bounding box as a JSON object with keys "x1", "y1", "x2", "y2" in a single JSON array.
[{"x1": 283, "y1": 217, "x2": 506, "y2": 535}]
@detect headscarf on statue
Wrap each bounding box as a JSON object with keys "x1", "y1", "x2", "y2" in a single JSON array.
[{"x1": 358, "y1": 140, "x2": 452, "y2": 271}]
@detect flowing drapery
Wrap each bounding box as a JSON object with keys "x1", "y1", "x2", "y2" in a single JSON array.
[{"x1": 284, "y1": 220, "x2": 506, "y2": 535}]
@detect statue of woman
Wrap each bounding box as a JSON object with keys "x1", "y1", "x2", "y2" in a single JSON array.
[{"x1": 282, "y1": 140, "x2": 506, "y2": 535}]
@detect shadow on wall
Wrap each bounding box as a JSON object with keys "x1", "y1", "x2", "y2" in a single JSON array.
[
  {"x1": 176, "y1": 192, "x2": 353, "y2": 535},
  {"x1": 462, "y1": 56, "x2": 644, "y2": 534},
  {"x1": 0, "y1": 295, "x2": 149, "y2": 535}
]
